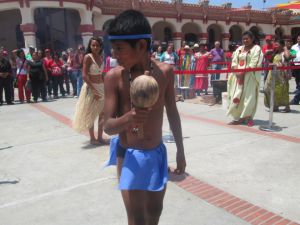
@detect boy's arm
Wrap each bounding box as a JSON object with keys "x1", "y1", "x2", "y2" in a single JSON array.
[
  {"x1": 103, "y1": 70, "x2": 150, "y2": 135},
  {"x1": 164, "y1": 66, "x2": 186, "y2": 174}
]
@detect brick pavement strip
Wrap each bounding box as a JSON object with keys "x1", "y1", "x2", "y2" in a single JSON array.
[
  {"x1": 30, "y1": 103, "x2": 300, "y2": 225},
  {"x1": 274, "y1": 220, "x2": 292, "y2": 225}
]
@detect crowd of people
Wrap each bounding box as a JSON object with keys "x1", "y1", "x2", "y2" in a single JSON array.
[
  {"x1": 150, "y1": 32, "x2": 300, "y2": 126},
  {"x1": 0, "y1": 44, "x2": 87, "y2": 104},
  {"x1": 1, "y1": 29, "x2": 300, "y2": 118}
]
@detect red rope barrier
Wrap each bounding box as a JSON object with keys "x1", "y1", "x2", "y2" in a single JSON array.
[
  {"x1": 102, "y1": 62, "x2": 300, "y2": 75},
  {"x1": 173, "y1": 65, "x2": 300, "y2": 75}
]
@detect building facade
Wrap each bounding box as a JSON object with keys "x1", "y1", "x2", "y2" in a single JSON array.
[{"x1": 0, "y1": 0, "x2": 300, "y2": 52}]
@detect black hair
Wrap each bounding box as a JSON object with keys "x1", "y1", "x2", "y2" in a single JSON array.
[
  {"x1": 54, "y1": 51, "x2": 60, "y2": 57},
  {"x1": 228, "y1": 44, "x2": 236, "y2": 52},
  {"x1": 85, "y1": 37, "x2": 103, "y2": 55},
  {"x1": 16, "y1": 49, "x2": 24, "y2": 57},
  {"x1": 242, "y1": 31, "x2": 255, "y2": 41},
  {"x1": 107, "y1": 9, "x2": 152, "y2": 51}
]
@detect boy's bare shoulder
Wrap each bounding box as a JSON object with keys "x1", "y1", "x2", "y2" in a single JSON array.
[
  {"x1": 152, "y1": 60, "x2": 173, "y2": 75},
  {"x1": 104, "y1": 66, "x2": 124, "y2": 84}
]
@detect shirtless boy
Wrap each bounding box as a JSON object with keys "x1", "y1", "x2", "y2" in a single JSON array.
[{"x1": 103, "y1": 10, "x2": 186, "y2": 225}]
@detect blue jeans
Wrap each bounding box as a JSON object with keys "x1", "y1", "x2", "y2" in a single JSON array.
[
  {"x1": 73, "y1": 70, "x2": 83, "y2": 96},
  {"x1": 189, "y1": 75, "x2": 195, "y2": 88},
  {"x1": 211, "y1": 64, "x2": 221, "y2": 81},
  {"x1": 293, "y1": 88, "x2": 300, "y2": 103}
]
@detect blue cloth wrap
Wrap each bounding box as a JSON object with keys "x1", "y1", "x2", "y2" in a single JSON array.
[{"x1": 106, "y1": 136, "x2": 168, "y2": 191}]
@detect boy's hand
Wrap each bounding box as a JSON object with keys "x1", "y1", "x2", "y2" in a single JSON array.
[
  {"x1": 127, "y1": 107, "x2": 150, "y2": 124},
  {"x1": 174, "y1": 151, "x2": 186, "y2": 175}
]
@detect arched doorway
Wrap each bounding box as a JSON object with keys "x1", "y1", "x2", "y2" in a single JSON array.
[
  {"x1": 34, "y1": 8, "x2": 81, "y2": 51},
  {"x1": 229, "y1": 25, "x2": 243, "y2": 45},
  {"x1": 207, "y1": 24, "x2": 223, "y2": 50},
  {"x1": 181, "y1": 22, "x2": 200, "y2": 46},
  {"x1": 0, "y1": 9, "x2": 23, "y2": 50},
  {"x1": 152, "y1": 21, "x2": 175, "y2": 49},
  {"x1": 250, "y1": 26, "x2": 263, "y2": 45}
]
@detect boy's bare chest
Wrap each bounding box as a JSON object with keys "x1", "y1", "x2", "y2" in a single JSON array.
[{"x1": 117, "y1": 74, "x2": 166, "y2": 115}]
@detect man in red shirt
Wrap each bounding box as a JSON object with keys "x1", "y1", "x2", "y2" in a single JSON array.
[{"x1": 262, "y1": 35, "x2": 275, "y2": 82}]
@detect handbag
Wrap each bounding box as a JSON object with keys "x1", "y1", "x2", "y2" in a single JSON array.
[{"x1": 14, "y1": 59, "x2": 26, "y2": 88}]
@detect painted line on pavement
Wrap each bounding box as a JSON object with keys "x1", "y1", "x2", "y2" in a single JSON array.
[
  {"x1": 31, "y1": 103, "x2": 300, "y2": 225},
  {"x1": 0, "y1": 177, "x2": 115, "y2": 209},
  {"x1": 180, "y1": 113, "x2": 300, "y2": 144}
]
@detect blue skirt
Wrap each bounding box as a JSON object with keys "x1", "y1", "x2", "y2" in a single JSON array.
[{"x1": 106, "y1": 136, "x2": 168, "y2": 191}]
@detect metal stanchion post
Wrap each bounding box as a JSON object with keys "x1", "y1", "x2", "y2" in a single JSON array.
[{"x1": 259, "y1": 64, "x2": 282, "y2": 132}]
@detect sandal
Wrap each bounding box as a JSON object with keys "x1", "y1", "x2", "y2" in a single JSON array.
[
  {"x1": 90, "y1": 139, "x2": 101, "y2": 145},
  {"x1": 246, "y1": 119, "x2": 254, "y2": 127},
  {"x1": 228, "y1": 120, "x2": 241, "y2": 125},
  {"x1": 98, "y1": 138, "x2": 111, "y2": 145}
]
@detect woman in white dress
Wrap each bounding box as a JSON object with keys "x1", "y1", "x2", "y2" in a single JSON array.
[{"x1": 73, "y1": 37, "x2": 110, "y2": 145}]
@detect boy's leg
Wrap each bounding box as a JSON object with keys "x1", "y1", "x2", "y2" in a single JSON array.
[
  {"x1": 121, "y1": 190, "x2": 147, "y2": 225},
  {"x1": 120, "y1": 188, "x2": 166, "y2": 225},
  {"x1": 117, "y1": 157, "x2": 146, "y2": 225},
  {"x1": 145, "y1": 188, "x2": 166, "y2": 225}
]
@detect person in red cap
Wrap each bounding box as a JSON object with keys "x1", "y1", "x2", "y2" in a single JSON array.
[{"x1": 262, "y1": 35, "x2": 275, "y2": 83}]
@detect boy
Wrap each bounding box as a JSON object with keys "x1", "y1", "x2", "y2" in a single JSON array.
[{"x1": 103, "y1": 10, "x2": 186, "y2": 225}]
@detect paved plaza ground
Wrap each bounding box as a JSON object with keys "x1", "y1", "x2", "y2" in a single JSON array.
[{"x1": 0, "y1": 78, "x2": 299, "y2": 225}]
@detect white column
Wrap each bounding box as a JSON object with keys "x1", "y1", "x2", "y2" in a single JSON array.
[
  {"x1": 199, "y1": 33, "x2": 208, "y2": 44},
  {"x1": 20, "y1": 23, "x2": 37, "y2": 48},
  {"x1": 20, "y1": 8, "x2": 36, "y2": 48},
  {"x1": 173, "y1": 32, "x2": 182, "y2": 50},
  {"x1": 80, "y1": 24, "x2": 95, "y2": 47},
  {"x1": 79, "y1": 10, "x2": 94, "y2": 47},
  {"x1": 222, "y1": 33, "x2": 230, "y2": 50}
]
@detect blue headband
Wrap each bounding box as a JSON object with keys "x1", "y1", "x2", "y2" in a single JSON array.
[{"x1": 108, "y1": 34, "x2": 152, "y2": 40}]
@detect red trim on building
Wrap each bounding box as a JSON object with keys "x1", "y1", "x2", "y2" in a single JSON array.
[
  {"x1": 173, "y1": 32, "x2": 182, "y2": 39},
  {"x1": 199, "y1": 33, "x2": 208, "y2": 39},
  {"x1": 93, "y1": 30, "x2": 105, "y2": 37},
  {"x1": 20, "y1": 23, "x2": 37, "y2": 33},
  {"x1": 79, "y1": 24, "x2": 94, "y2": 33},
  {"x1": 222, "y1": 33, "x2": 230, "y2": 39}
]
